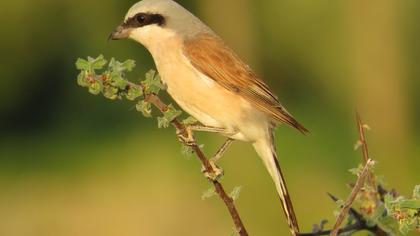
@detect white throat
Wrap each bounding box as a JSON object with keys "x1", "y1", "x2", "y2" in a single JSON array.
[{"x1": 129, "y1": 25, "x2": 180, "y2": 56}]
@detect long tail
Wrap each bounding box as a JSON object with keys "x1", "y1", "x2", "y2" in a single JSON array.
[{"x1": 253, "y1": 136, "x2": 300, "y2": 236}]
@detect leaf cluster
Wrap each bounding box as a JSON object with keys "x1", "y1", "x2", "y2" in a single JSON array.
[
  {"x1": 342, "y1": 166, "x2": 419, "y2": 235},
  {"x1": 76, "y1": 55, "x2": 184, "y2": 129}
]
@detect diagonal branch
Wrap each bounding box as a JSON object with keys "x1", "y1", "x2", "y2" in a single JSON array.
[
  {"x1": 144, "y1": 92, "x2": 249, "y2": 236},
  {"x1": 330, "y1": 159, "x2": 375, "y2": 236}
]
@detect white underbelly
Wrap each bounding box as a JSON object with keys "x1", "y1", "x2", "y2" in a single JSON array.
[
  {"x1": 154, "y1": 50, "x2": 269, "y2": 142},
  {"x1": 174, "y1": 97, "x2": 222, "y2": 127}
]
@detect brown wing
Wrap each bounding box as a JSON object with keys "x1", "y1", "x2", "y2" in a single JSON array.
[{"x1": 183, "y1": 33, "x2": 308, "y2": 133}]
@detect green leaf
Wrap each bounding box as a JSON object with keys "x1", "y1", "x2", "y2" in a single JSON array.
[
  {"x1": 349, "y1": 164, "x2": 364, "y2": 176},
  {"x1": 103, "y1": 85, "x2": 119, "y2": 100},
  {"x1": 157, "y1": 116, "x2": 170, "y2": 129},
  {"x1": 181, "y1": 145, "x2": 194, "y2": 159},
  {"x1": 75, "y1": 58, "x2": 89, "y2": 70},
  {"x1": 108, "y1": 73, "x2": 128, "y2": 90},
  {"x1": 126, "y1": 85, "x2": 143, "y2": 101},
  {"x1": 88, "y1": 81, "x2": 102, "y2": 95},
  {"x1": 157, "y1": 104, "x2": 181, "y2": 129},
  {"x1": 229, "y1": 186, "x2": 242, "y2": 201},
  {"x1": 376, "y1": 215, "x2": 400, "y2": 235},
  {"x1": 384, "y1": 193, "x2": 420, "y2": 235},
  {"x1": 89, "y1": 55, "x2": 107, "y2": 70},
  {"x1": 136, "y1": 101, "x2": 152, "y2": 117},
  {"x1": 182, "y1": 117, "x2": 198, "y2": 126},
  {"x1": 109, "y1": 58, "x2": 136, "y2": 73},
  {"x1": 77, "y1": 72, "x2": 89, "y2": 87},
  {"x1": 399, "y1": 217, "x2": 417, "y2": 235},
  {"x1": 122, "y1": 59, "x2": 136, "y2": 71},
  {"x1": 384, "y1": 194, "x2": 395, "y2": 211},
  {"x1": 399, "y1": 199, "x2": 420, "y2": 209},
  {"x1": 369, "y1": 203, "x2": 387, "y2": 223},
  {"x1": 163, "y1": 104, "x2": 182, "y2": 122},
  {"x1": 142, "y1": 70, "x2": 164, "y2": 94},
  {"x1": 202, "y1": 187, "x2": 216, "y2": 200},
  {"x1": 145, "y1": 70, "x2": 156, "y2": 80}
]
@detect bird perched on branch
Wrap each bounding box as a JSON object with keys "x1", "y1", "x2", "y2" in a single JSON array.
[{"x1": 110, "y1": 0, "x2": 307, "y2": 235}]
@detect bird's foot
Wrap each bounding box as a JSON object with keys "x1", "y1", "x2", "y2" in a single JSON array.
[
  {"x1": 177, "y1": 126, "x2": 195, "y2": 146},
  {"x1": 201, "y1": 159, "x2": 224, "y2": 181}
]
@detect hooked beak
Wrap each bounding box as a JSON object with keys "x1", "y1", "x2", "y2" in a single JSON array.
[{"x1": 108, "y1": 25, "x2": 131, "y2": 41}]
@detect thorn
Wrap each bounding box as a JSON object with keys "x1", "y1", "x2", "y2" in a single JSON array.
[{"x1": 327, "y1": 193, "x2": 340, "y2": 202}]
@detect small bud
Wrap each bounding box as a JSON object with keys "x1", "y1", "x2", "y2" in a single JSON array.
[
  {"x1": 136, "y1": 101, "x2": 152, "y2": 117},
  {"x1": 363, "y1": 124, "x2": 371, "y2": 130},
  {"x1": 88, "y1": 80, "x2": 102, "y2": 95},
  {"x1": 126, "y1": 85, "x2": 143, "y2": 101},
  {"x1": 354, "y1": 140, "x2": 363, "y2": 150}
]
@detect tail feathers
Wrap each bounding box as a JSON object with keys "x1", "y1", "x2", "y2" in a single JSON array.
[{"x1": 253, "y1": 139, "x2": 300, "y2": 236}]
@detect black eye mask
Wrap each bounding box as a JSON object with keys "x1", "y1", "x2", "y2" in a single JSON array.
[{"x1": 122, "y1": 13, "x2": 166, "y2": 28}]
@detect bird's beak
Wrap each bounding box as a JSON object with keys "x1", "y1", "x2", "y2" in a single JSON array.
[{"x1": 108, "y1": 25, "x2": 131, "y2": 41}]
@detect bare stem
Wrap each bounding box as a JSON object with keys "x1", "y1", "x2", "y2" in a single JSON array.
[{"x1": 356, "y1": 113, "x2": 376, "y2": 190}]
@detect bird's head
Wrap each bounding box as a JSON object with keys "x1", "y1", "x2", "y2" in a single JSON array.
[{"x1": 109, "y1": 0, "x2": 210, "y2": 47}]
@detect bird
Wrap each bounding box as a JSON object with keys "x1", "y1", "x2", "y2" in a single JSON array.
[{"x1": 110, "y1": 0, "x2": 308, "y2": 235}]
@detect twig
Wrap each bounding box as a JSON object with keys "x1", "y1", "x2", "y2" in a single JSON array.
[
  {"x1": 356, "y1": 113, "x2": 376, "y2": 190},
  {"x1": 330, "y1": 159, "x2": 375, "y2": 236},
  {"x1": 143, "y1": 91, "x2": 249, "y2": 236},
  {"x1": 299, "y1": 194, "x2": 369, "y2": 236},
  {"x1": 299, "y1": 222, "x2": 362, "y2": 236}
]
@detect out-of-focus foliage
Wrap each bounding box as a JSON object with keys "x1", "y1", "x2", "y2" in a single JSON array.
[
  {"x1": 348, "y1": 162, "x2": 420, "y2": 235},
  {"x1": 384, "y1": 186, "x2": 420, "y2": 234}
]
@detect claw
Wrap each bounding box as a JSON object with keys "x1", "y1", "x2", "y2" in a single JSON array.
[
  {"x1": 201, "y1": 160, "x2": 224, "y2": 181},
  {"x1": 177, "y1": 126, "x2": 195, "y2": 146}
]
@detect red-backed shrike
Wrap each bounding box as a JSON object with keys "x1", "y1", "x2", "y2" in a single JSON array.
[{"x1": 110, "y1": 1, "x2": 307, "y2": 235}]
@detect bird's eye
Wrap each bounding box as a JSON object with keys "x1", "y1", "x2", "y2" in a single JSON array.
[{"x1": 136, "y1": 14, "x2": 146, "y2": 23}]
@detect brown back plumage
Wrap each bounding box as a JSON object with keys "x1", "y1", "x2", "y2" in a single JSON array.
[{"x1": 183, "y1": 33, "x2": 308, "y2": 134}]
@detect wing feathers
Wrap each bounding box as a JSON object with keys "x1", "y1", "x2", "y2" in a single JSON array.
[{"x1": 183, "y1": 33, "x2": 308, "y2": 134}]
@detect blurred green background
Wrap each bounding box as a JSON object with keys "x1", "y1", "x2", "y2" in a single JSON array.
[{"x1": 0, "y1": 0, "x2": 419, "y2": 235}]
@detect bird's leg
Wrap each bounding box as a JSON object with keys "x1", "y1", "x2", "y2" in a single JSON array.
[
  {"x1": 211, "y1": 138, "x2": 234, "y2": 164},
  {"x1": 202, "y1": 138, "x2": 235, "y2": 181},
  {"x1": 176, "y1": 126, "x2": 195, "y2": 146},
  {"x1": 189, "y1": 125, "x2": 235, "y2": 136}
]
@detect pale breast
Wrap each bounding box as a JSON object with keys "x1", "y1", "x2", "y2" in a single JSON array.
[{"x1": 154, "y1": 47, "x2": 246, "y2": 130}]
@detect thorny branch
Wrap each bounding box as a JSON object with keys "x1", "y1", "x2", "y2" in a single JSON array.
[
  {"x1": 330, "y1": 159, "x2": 375, "y2": 236},
  {"x1": 109, "y1": 79, "x2": 249, "y2": 236},
  {"x1": 298, "y1": 160, "x2": 376, "y2": 236},
  {"x1": 298, "y1": 116, "x2": 389, "y2": 236},
  {"x1": 298, "y1": 196, "x2": 387, "y2": 236}
]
